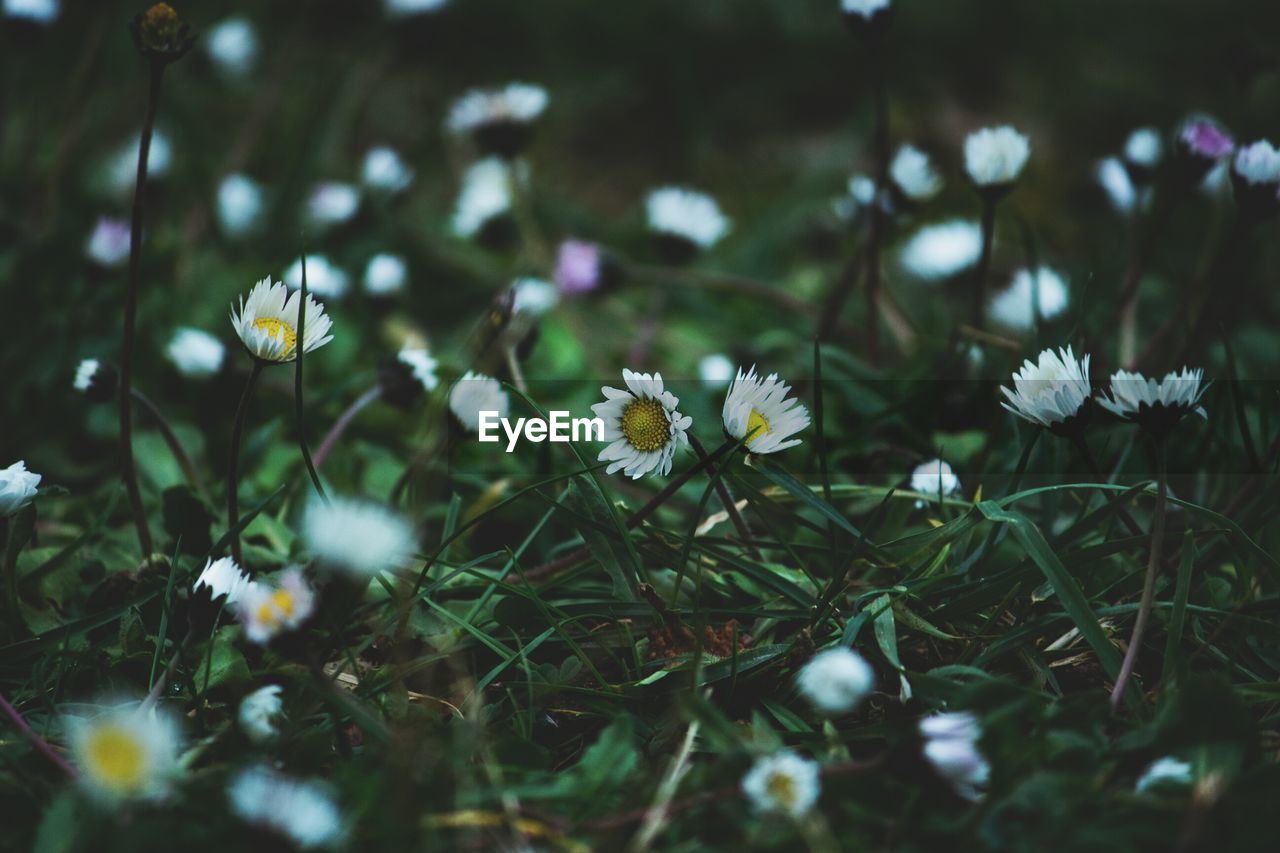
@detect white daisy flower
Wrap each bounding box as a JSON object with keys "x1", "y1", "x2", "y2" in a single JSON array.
[
  {"x1": 741, "y1": 751, "x2": 821, "y2": 818},
  {"x1": 0, "y1": 461, "x2": 41, "y2": 518},
  {"x1": 230, "y1": 278, "x2": 334, "y2": 364},
  {"x1": 645, "y1": 186, "x2": 730, "y2": 249},
  {"x1": 166, "y1": 327, "x2": 226, "y2": 378},
  {"x1": 722, "y1": 366, "x2": 810, "y2": 454},
  {"x1": 899, "y1": 219, "x2": 982, "y2": 280},
  {"x1": 228, "y1": 765, "x2": 342, "y2": 848},
  {"x1": 66, "y1": 704, "x2": 179, "y2": 802},
  {"x1": 1000, "y1": 345, "x2": 1092, "y2": 430},
  {"x1": 1135, "y1": 756, "x2": 1194, "y2": 793},
  {"x1": 591, "y1": 370, "x2": 693, "y2": 479},
  {"x1": 284, "y1": 255, "x2": 350, "y2": 300},
  {"x1": 205, "y1": 16, "x2": 257, "y2": 75},
  {"x1": 919, "y1": 710, "x2": 982, "y2": 742},
  {"x1": 512, "y1": 277, "x2": 559, "y2": 318},
  {"x1": 1124, "y1": 127, "x2": 1163, "y2": 168},
  {"x1": 379, "y1": 347, "x2": 440, "y2": 410},
  {"x1": 363, "y1": 253, "x2": 407, "y2": 296},
  {"x1": 1232, "y1": 139, "x2": 1280, "y2": 185},
  {"x1": 105, "y1": 129, "x2": 172, "y2": 195},
  {"x1": 4, "y1": 0, "x2": 59, "y2": 24},
  {"x1": 74, "y1": 358, "x2": 100, "y2": 391},
  {"x1": 361, "y1": 146, "x2": 414, "y2": 193},
  {"x1": 964, "y1": 126, "x2": 1031, "y2": 187},
  {"x1": 1096, "y1": 157, "x2": 1137, "y2": 213},
  {"x1": 236, "y1": 568, "x2": 315, "y2": 645},
  {"x1": 891, "y1": 144, "x2": 943, "y2": 201},
  {"x1": 216, "y1": 173, "x2": 264, "y2": 236},
  {"x1": 384, "y1": 0, "x2": 449, "y2": 16},
  {"x1": 238, "y1": 685, "x2": 284, "y2": 743},
  {"x1": 920, "y1": 712, "x2": 990, "y2": 802},
  {"x1": 910, "y1": 458, "x2": 960, "y2": 498},
  {"x1": 74, "y1": 358, "x2": 116, "y2": 402},
  {"x1": 796, "y1": 647, "x2": 875, "y2": 715},
  {"x1": 698, "y1": 353, "x2": 736, "y2": 389},
  {"x1": 452, "y1": 158, "x2": 515, "y2": 239},
  {"x1": 85, "y1": 217, "x2": 131, "y2": 268},
  {"x1": 1099, "y1": 367, "x2": 1207, "y2": 433},
  {"x1": 840, "y1": 0, "x2": 891, "y2": 18},
  {"x1": 449, "y1": 371, "x2": 510, "y2": 433},
  {"x1": 988, "y1": 267, "x2": 1070, "y2": 330},
  {"x1": 304, "y1": 495, "x2": 415, "y2": 578},
  {"x1": 848, "y1": 173, "x2": 877, "y2": 207},
  {"x1": 305, "y1": 181, "x2": 360, "y2": 226},
  {"x1": 398, "y1": 348, "x2": 439, "y2": 392},
  {"x1": 446, "y1": 83, "x2": 548, "y2": 135},
  {"x1": 193, "y1": 556, "x2": 251, "y2": 604}
]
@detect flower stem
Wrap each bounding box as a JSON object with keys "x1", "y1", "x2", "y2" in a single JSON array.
[
  {"x1": 0, "y1": 690, "x2": 77, "y2": 779},
  {"x1": 1110, "y1": 441, "x2": 1167, "y2": 711},
  {"x1": 687, "y1": 434, "x2": 757, "y2": 557},
  {"x1": 1070, "y1": 433, "x2": 1144, "y2": 537},
  {"x1": 118, "y1": 62, "x2": 166, "y2": 559},
  {"x1": 295, "y1": 254, "x2": 327, "y2": 501},
  {"x1": 2, "y1": 518, "x2": 17, "y2": 641},
  {"x1": 227, "y1": 362, "x2": 263, "y2": 566},
  {"x1": 971, "y1": 194, "x2": 997, "y2": 330},
  {"x1": 313, "y1": 386, "x2": 383, "y2": 471},
  {"x1": 130, "y1": 388, "x2": 209, "y2": 501}
]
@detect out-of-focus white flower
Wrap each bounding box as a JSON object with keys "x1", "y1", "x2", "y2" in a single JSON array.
[
  {"x1": 4, "y1": 0, "x2": 59, "y2": 24},
  {"x1": 741, "y1": 751, "x2": 821, "y2": 818},
  {"x1": 452, "y1": 158, "x2": 514, "y2": 238},
  {"x1": 0, "y1": 461, "x2": 41, "y2": 517},
  {"x1": 304, "y1": 496, "x2": 415, "y2": 578},
  {"x1": 284, "y1": 255, "x2": 350, "y2": 301},
  {"x1": 230, "y1": 278, "x2": 334, "y2": 363},
  {"x1": 449, "y1": 371, "x2": 509, "y2": 432},
  {"x1": 911, "y1": 459, "x2": 960, "y2": 499},
  {"x1": 554, "y1": 239, "x2": 604, "y2": 295},
  {"x1": 964, "y1": 126, "x2": 1030, "y2": 187},
  {"x1": 848, "y1": 173, "x2": 877, "y2": 207},
  {"x1": 1096, "y1": 157, "x2": 1137, "y2": 213},
  {"x1": 396, "y1": 348, "x2": 439, "y2": 393},
  {"x1": 363, "y1": 253, "x2": 407, "y2": 296},
  {"x1": 228, "y1": 765, "x2": 342, "y2": 848},
  {"x1": 74, "y1": 358, "x2": 116, "y2": 402},
  {"x1": 166, "y1": 327, "x2": 226, "y2": 378},
  {"x1": 384, "y1": 0, "x2": 448, "y2": 15},
  {"x1": 217, "y1": 173, "x2": 264, "y2": 236},
  {"x1": 1000, "y1": 345, "x2": 1092, "y2": 431},
  {"x1": 919, "y1": 711, "x2": 989, "y2": 801},
  {"x1": 362, "y1": 146, "x2": 414, "y2": 193},
  {"x1": 238, "y1": 685, "x2": 284, "y2": 743},
  {"x1": 305, "y1": 182, "x2": 360, "y2": 226},
  {"x1": 797, "y1": 647, "x2": 874, "y2": 715},
  {"x1": 899, "y1": 219, "x2": 982, "y2": 280},
  {"x1": 891, "y1": 144, "x2": 943, "y2": 201},
  {"x1": 1135, "y1": 756, "x2": 1194, "y2": 793},
  {"x1": 105, "y1": 130, "x2": 172, "y2": 195},
  {"x1": 205, "y1": 16, "x2": 257, "y2": 75},
  {"x1": 646, "y1": 186, "x2": 730, "y2": 249},
  {"x1": 1232, "y1": 140, "x2": 1280, "y2": 185},
  {"x1": 841, "y1": 0, "x2": 891, "y2": 18},
  {"x1": 236, "y1": 568, "x2": 315, "y2": 645},
  {"x1": 722, "y1": 366, "x2": 809, "y2": 455},
  {"x1": 592, "y1": 370, "x2": 692, "y2": 479},
  {"x1": 85, "y1": 217, "x2": 131, "y2": 268},
  {"x1": 66, "y1": 704, "x2": 179, "y2": 802},
  {"x1": 989, "y1": 267, "x2": 1070, "y2": 330},
  {"x1": 1124, "y1": 127, "x2": 1163, "y2": 168},
  {"x1": 512, "y1": 277, "x2": 559, "y2": 318},
  {"x1": 1099, "y1": 367, "x2": 1207, "y2": 432},
  {"x1": 698, "y1": 354, "x2": 735, "y2": 389},
  {"x1": 192, "y1": 556, "x2": 251, "y2": 604},
  {"x1": 446, "y1": 83, "x2": 548, "y2": 135}
]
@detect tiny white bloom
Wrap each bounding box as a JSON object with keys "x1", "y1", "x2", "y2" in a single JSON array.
[
  {"x1": 363, "y1": 253, "x2": 407, "y2": 296},
  {"x1": 238, "y1": 685, "x2": 284, "y2": 743},
  {"x1": 592, "y1": 369, "x2": 693, "y2": 479},
  {"x1": 1000, "y1": 345, "x2": 1092, "y2": 430},
  {"x1": 698, "y1": 353, "x2": 736, "y2": 389},
  {"x1": 797, "y1": 647, "x2": 875, "y2": 715},
  {"x1": 305, "y1": 181, "x2": 360, "y2": 226},
  {"x1": 217, "y1": 173, "x2": 264, "y2": 236},
  {"x1": 228, "y1": 765, "x2": 342, "y2": 848},
  {"x1": 449, "y1": 371, "x2": 510, "y2": 432},
  {"x1": 512, "y1": 277, "x2": 559, "y2": 318},
  {"x1": 230, "y1": 277, "x2": 334, "y2": 363},
  {"x1": 284, "y1": 255, "x2": 350, "y2": 300},
  {"x1": 1099, "y1": 368, "x2": 1207, "y2": 423},
  {"x1": 4, "y1": 0, "x2": 59, "y2": 24},
  {"x1": 105, "y1": 129, "x2": 172, "y2": 195},
  {"x1": 899, "y1": 219, "x2": 982, "y2": 280},
  {"x1": 840, "y1": 0, "x2": 890, "y2": 17},
  {"x1": 446, "y1": 83, "x2": 548, "y2": 134},
  {"x1": 911, "y1": 458, "x2": 960, "y2": 498},
  {"x1": 66, "y1": 704, "x2": 179, "y2": 802},
  {"x1": 0, "y1": 460, "x2": 41, "y2": 517},
  {"x1": 919, "y1": 712, "x2": 989, "y2": 801},
  {"x1": 1124, "y1": 127, "x2": 1163, "y2": 168},
  {"x1": 1233, "y1": 139, "x2": 1280, "y2": 185},
  {"x1": 362, "y1": 146, "x2": 414, "y2": 192},
  {"x1": 918, "y1": 711, "x2": 982, "y2": 742},
  {"x1": 205, "y1": 16, "x2": 257, "y2": 75},
  {"x1": 645, "y1": 186, "x2": 730, "y2": 249},
  {"x1": 1135, "y1": 756, "x2": 1194, "y2": 793},
  {"x1": 74, "y1": 358, "x2": 104, "y2": 393},
  {"x1": 396, "y1": 347, "x2": 440, "y2": 393},
  {"x1": 741, "y1": 751, "x2": 821, "y2": 818},
  {"x1": 236, "y1": 568, "x2": 315, "y2": 645},
  {"x1": 848, "y1": 173, "x2": 877, "y2": 207},
  {"x1": 166, "y1": 327, "x2": 226, "y2": 378},
  {"x1": 193, "y1": 556, "x2": 251, "y2": 604},
  {"x1": 452, "y1": 158, "x2": 514, "y2": 238},
  {"x1": 988, "y1": 267, "x2": 1070, "y2": 330},
  {"x1": 891, "y1": 144, "x2": 943, "y2": 201},
  {"x1": 304, "y1": 496, "x2": 415, "y2": 578},
  {"x1": 964, "y1": 126, "x2": 1030, "y2": 187},
  {"x1": 722, "y1": 366, "x2": 810, "y2": 454},
  {"x1": 1096, "y1": 157, "x2": 1137, "y2": 213},
  {"x1": 85, "y1": 217, "x2": 131, "y2": 268}
]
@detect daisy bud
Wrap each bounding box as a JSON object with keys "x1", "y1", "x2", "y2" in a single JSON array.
[
  {"x1": 166, "y1": 327, "x2": 226, "y2": 378},
  {"x1": 216, "y1": 174, "x2": 264, "y2": 237},
  {"x1": 363, "y1": 253, "x2": 408, "y2": 298},
  {"x1": 592, "y1": 369, "x2": 693, "y2": 479},
  {"x1": 1173, "y1": 117, "x2": 1234, "y2": 186},
  {"x1": 988, "y1": 267, "x2": 1070, "y2": 331},
  {"x1": 1122, "y1": 127, "x2": 1163, "y2": 185},
  {"x1": 645, "y1": 186, "x2": 730, "y2": 265},
  {"x1": 999, "y1": 345, "x2": 1093, "y2": 436},
  {"x1": 361, "y1": 145, "x2": 414, "y2": 193},
  {"x1": 890, "y1": 143, "x2": 943, "y2": 202},
  {"x1": 698, "y1": 353, "x2": 736, "y2": 389},
  {"x1": 721, "y1": 366, "x2": 810, "y2": 454},
  {"x1": 899, "y1": 219, "x2": 983, "y2": 281},
  {"x1": 5, "y1": 0, "x2": 59, "y2": 25},
  {"x1": 449, "y1": 371, "x2": 510, "y2": 433},
  {"x1": 840, "y1": 0, "x2": 892, "y2": 37},
  {"x1": 304, "y1": 496, "x2": 415, "y2": 579},
  {"x1": 796, "y1": 647, "x2": 875, "y2": 715},
  {"x1": 66, "y1": 704, "x2": 180, "y2": 802},
  {"x1": 228, "y1": 765, "x2": 343, "y2": 848},
  {"x1": 1135, "y1": 756, "x2": 1194, "y2": 793},
  {"x1": 1231, "y1": 139, "x2": 1280, "y2": 220},
  {"x1": 919, "y1": 711, "x2": 989, "y2": 801},
  {"x1": 910, "y1": 458, "x2": 960, "y2": 500},
  {"x1": 230, "y1": 277, "x2": 335, "y2": 364},
  {"x1": 238, "y1": 685, "x2": 284, "y2": 743},
  {"x1": 964, "y1": 126, "x2": 1031, "y2": 198},
  {"x1": 129, "y1": 3, "x2": 194, "y2": 65},
  {"x1": 378, "y1": 347, "x2": 440, "y2": 409},
  {"x1": 205, "y1": 16, "x2": 256, "y2": 77},
  {"x1": 0, "y1": 461, "x2": 41, "y2": 518},
  {"x1": 237, "y1": 568, "x2": 315, "y2": 645},
  {"x1": 1098, "y1": 367, "x2": 1206, "y2": 439},
  {"x1": 446, "y1": 83, "x2": 548, "y2": 159},
  {"x1": 741, "y1": 751, "x2": 821, "y2": 818},
  {"x1": 554, "y1": 239, "x2": 618, "y2": 296},
  {"x1": 284, "y1": 255, "x2": 349, "y2": 300},
  {"x1": 74, "y1": 358, "x2": 118, "y2": 403},
  {"x1": 85, "y1": 217, "x2": 131, "y2": 268},
  {"x1": 452, "y1": 158, "x2": 517, "y2": 248}
]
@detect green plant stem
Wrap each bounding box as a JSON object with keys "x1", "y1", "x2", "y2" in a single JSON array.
[
  {"x1": 313, "y1": 386, "x2": 382, "y2": 471},
  {"x1": 1, "y1": 518, "x2": 16, "y2": 641},
  {"x1": 687, "y1": 434, "x2": 757, "y2": 558},
  {"x1": 130, "y1": 388, "x2": 209, "y2": 501},
  {"x1": 295, "y1": 254, "x2": 327, "y2": 501},
  {"x1": 1110, "y1": 441, "x2": 1167, "y2": 711},
  {"x1": 227, "y1": 362, "x2": 264, "y2": 566},
  {"x1": 119, "y1": 62, "x2": 165, "y2": 559},
  {"x1": 971, "y1": 194, "x2": 997, "y2": 329},
  {"x1": 1071, "y1": 433, "x2": 1144, "y2": 537}
]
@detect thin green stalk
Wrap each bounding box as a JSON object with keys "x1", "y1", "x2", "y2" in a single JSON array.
[
  {"x1": 295, "y1": 254, "x2": 327, "y2": 501},
  {"x1": 688, "y1": 434, "x2": 757, "y2": 557},
  {"x1": 227, "y1": 362, "x2": 264, "y2": 566},
  {"x1": 130, "y1": 388, "x2": 209, "y2": 501},
  {"x1": 313, "y1": 386, "x2": 382, "y2": 471}
]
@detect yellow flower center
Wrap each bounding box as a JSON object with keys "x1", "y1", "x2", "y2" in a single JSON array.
[
  {"x1": 766, "y1": 771, "x2": 796, "y2": 810},
  {"x1": 256, "y1": 601, "x2": 281, "y2": 628},
  {"x1": 620, "y1": 398, "x2": 670, "y2": 453},
  {"x1": 746, "y1": 408, "x2": 772, "y2": 445},
  {"x1": 84, "y1": 724, "x2": 147, "y2": 793},
  {"x1": 272, "y1": 589, "x2": 295, "y2": 618},
  {"x1": 251, "y1": 317, "x2": 297, "y2": 357}
]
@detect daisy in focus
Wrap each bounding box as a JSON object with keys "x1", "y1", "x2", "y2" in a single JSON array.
[
  {"x1": 1098, "y1": 367, "x2": 1206, "y2": 437},
  {"x1": 591, "y1": 369, "x2": 692, "y2": 479},
  {"x1": 1000, "y1": 345, "x2": 1092, "y2": 432},
  {"x1": 66, "y1": 703, "x2": 180, "y2": 802},
  {"x1": 741, "y1": 751, "x2": 821, "y2": 818},
  {"x1": 228, "y1": 765, "x2": 343, "y2": 848},
  {"x1": 303, "y1": 495, "x2": 415, "y2": 578},
  {"x1": 0, "y1": 460, "x2": 41, "y2": 517},
  {"x1": 449, "y1": 371, "x2": 510, "y2": 433},
  {"x1": 229, "y1": 278, "x2": 334, "y2": 364},
  {"x1": 721, "y1": 366, "x2": 810, "y2": 454},
  {"x1": 796, "y1": 647, "x2": 875, "y2": 715},
  {"x1": 236, "y1": 568, "x2": 315, "y2": 645}
]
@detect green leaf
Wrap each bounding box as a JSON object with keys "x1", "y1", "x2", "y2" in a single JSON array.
[
  {"x1": 871, "y1": 594, "x2": 903, "y2": 671},
  {"x1": 193, "y1": 629, "x2": 252, "y2": 692},
  {"x1": 1162, "y1": 530, "x2": 1197, "y2": 684},
  {"x1": 32, "y1": 790, "x2": 79, "y2": 853}
]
